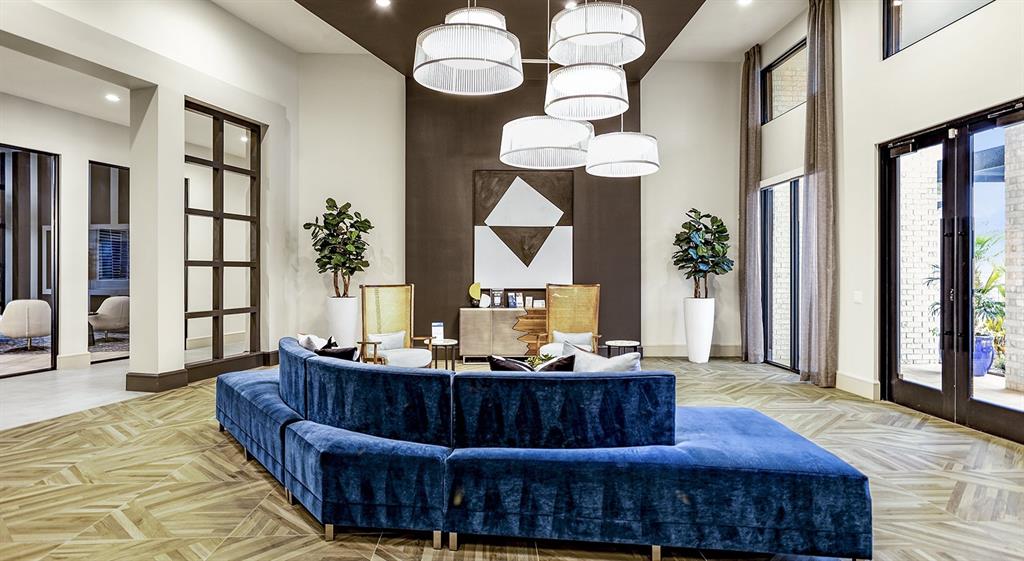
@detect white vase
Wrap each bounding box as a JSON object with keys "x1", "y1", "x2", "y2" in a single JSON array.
[
  {"x1": 683, "y1": 297, "x2": 715, "y2": 364},
  {"x1": 326, "y1": 296, "x2": 359, "y2": 348}
]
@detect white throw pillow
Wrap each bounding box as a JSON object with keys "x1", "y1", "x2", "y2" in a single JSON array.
[
  {"x1": 297, "y1": 333, "x2": 328, "y2": 351},
  {"x1": 369, "y1": 330, "x2": 406, "y2": 351},
  {"x1": 563, "y1": 342, "x2": 641, "y2": 372},
  {"x1": 552, "y1": 330, "x2": 593, "y2": 351}
]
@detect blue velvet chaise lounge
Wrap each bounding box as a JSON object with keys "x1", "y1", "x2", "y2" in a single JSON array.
[{"x1": 215, "y1": 338, "x2": 873, "y2": 559}]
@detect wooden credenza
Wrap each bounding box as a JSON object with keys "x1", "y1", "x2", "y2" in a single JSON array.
[{"x1": 459, "y1": 307, "x2": 547, "y2": 360}]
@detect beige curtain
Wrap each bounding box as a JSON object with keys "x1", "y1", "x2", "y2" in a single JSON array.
[
  {"x1": 799, "y1": 0, "x2": 838, "y2": 387},
  {"x1": 739, "y1": 45, "x2": 764, "y2": 364}
]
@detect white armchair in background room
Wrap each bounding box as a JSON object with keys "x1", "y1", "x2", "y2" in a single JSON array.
[
  {"x1": 0, "y1": 299, "x2": 52, "y2": 350},
  {"x1": 88, "y1": 296, "x2": 130, "y2": 341}
]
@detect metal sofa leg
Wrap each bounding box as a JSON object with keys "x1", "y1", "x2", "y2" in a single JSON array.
[
  {"x1": 324, "y1": 523, "x2": 334, "y2": 541},
  {"x1": 285, "y1": 489, "x2": 295, "y2": 505},
  {"x1": 243, "y1": 448, "x2": 250, "y2": 461},
  {"x1": 448, "y1": 532, "x2": 458, "y2": 551},
  {"x1": 651, "y1": 545, "x2": 661, "y2": 561},
  {"x1": 432, "y1": 530, "x2": 442, "y2": 550}
]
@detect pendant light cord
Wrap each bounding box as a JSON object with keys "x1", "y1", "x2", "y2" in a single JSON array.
[{"x1": 546, "y1": 0, "x2": 551, "y2": 75}]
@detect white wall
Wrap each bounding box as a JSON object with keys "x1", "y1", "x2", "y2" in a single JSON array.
[
  {"x1": 834, "y1": 0, "x2": 1024, "y2": 398},
  {"x1": 0, "y1": 93, "x2": 130, "y2": 367},
  {"x1": 640, "y1": 61, "x2": 742, "y2": 357},
  {"x1": 295, "y1": 54, "x2": 406, "y2": 336}
]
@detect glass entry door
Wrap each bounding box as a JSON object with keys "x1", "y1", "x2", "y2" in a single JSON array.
[{"x1": 882, "y1": 99, "x2": 1024, "y2": 443}]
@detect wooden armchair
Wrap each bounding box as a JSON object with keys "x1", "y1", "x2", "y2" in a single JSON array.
[
  {"x1": 536, "y1": 283, "x2": 601, "y2": 356},
  {"x1": 359, "y1": 284, "x2": 433, "y2": 368}
]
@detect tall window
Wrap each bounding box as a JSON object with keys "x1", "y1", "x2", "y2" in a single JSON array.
[
  {"x1": 761, "y1": 39, "x2": 807, "y2": 124},
  {"x1": 183, "y1": 101, "x2": 261, "y2": 366},
  {"x1": 761, "y1": 178, "x2": 802, "y2": 369},
  {"x1": 883, "y1": 0, "x2": 994, "y2": 58}
]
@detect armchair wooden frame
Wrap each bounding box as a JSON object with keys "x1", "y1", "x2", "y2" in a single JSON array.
[
  {"x1": 358, "y1": 283, "x2": 433, "y2": 364},
  {"x1": 535, "y1": 283, "x2": 602, "y2": 353}
]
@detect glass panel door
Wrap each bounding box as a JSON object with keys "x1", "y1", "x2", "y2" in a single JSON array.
[
  {"x1": 761, "y1": 178, "x2": 800, "y2": 370},
  {"x1": 961, "y1": 116, "x2": 1024, "y2": 428},
  {"x1": 883, "y1": 99, "x2": 1024, "y2": 443}
]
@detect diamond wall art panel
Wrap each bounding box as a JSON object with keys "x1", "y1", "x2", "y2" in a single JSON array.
[{"x1": 474, "y1": 171, "x2": 573, "y2": 289}]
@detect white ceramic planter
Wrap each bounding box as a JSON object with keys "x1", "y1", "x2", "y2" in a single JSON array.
[
  {"x1": 326, "y1": 296, "x2": 359, "y2": 348},
  {"x1": 683, "y1": 297, "x2": 715, "y2": 364}
]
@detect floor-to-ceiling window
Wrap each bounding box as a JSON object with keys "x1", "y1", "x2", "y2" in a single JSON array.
[
  {"x1": 183, "y1": 101, "x2": 261, "y2": 376},
  {"x1": 0, "y1": 145, "x2": 58, "y2": 377},
  {"x1": 881, "y1": 98, "x2": 1024, "y2": 443},
  {"x1": 761, "y1": 178, "x2": 801, "y2": 370},
  {"x1": 88, "y1": 161, "x2": 129, "y2": 363}
]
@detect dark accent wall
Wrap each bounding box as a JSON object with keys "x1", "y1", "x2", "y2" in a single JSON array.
[{"x1": 406, "y1": 79, "x2": 642, "y2": 343}]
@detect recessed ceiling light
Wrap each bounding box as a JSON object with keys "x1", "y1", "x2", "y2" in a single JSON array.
[
  {"x1": 104, "y1": 93, "x2": 121, "y2": 102},
  {"x1": 737, "y1": 0, "x2": 753, "y2": 6},
  {"x1": 892, "y1": 0, "x2": 903, "y2": 5},
  {"x1": 240, "y1": 136, "x2": 248, "y2": 143},
  {"x1": 375, "y1": 0, "x2": 391, "y2": 7},
  {"x1": 566, "y1": 1, "x2": 578, "y2": 8}
]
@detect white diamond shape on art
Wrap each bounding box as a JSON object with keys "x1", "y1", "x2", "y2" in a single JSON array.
[{"x1": 484, "y1": 176, "x2": 564, "y2": 227}]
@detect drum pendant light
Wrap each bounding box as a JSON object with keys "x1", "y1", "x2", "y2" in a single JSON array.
[
  {"x1": 413, "y1": 4, "x2": 524, "y2": 95},
  {"x1": 548, "y1": 1, "x2": 646, "y2": 66}
]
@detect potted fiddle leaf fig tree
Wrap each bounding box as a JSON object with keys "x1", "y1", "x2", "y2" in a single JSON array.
[
  {"x1": 672, "y1": 208, "x2": 734, "y2": 363},
  {"x1": 303, "y1": 198, "x2": 373, "y2": 347}
]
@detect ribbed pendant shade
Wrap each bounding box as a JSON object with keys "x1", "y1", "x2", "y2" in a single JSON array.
[
  {"x1": 500, "y1": 116, "x2": 594, "y2": 169},
  {"x1": 414, "y1": 7, "x2": 524, "y2": 96},
  {"x1": 545, "y1": 63, "x2": 628, "y2": 121},
  {"x1": 549, "y1": 1, "x2": 646, "y2": 66},
  {"x1": 586, "y1": 132, "x2": 660, "y2": 177}
]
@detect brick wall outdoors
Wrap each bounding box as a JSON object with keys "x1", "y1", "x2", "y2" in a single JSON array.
[
  {"x1": 770, "y1": 50, "x2": 808, "y2": 119},
  {"x1": 770, "y1": 186, "x2": 792, "y2": 366},
  {"x1": 1004, "y1": 124, "x2": 1024, "y2": 391},
  {"x1": 898, "y1": 144, "x2": 943, "y2": 367}
]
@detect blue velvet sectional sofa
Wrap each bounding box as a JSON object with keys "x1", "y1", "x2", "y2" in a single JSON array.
[{"x1": 215, "y1": 338, "x2": 872, "y2": 559}]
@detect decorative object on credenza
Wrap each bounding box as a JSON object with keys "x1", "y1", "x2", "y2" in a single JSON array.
[
  {"x1": 474, "y1": 170, "x2": 574, "y2": 288},
  {"x1": 490, "y1": 288, "x2": 503, "y2": 308},
  {"x1": 413, "y1": 5, "x2": 523, "y2": 96},
  {"x1": 479, "y1": 292, "x2": 492, "y2": 308},
  {"x1": 303, "y1": 198, "x2": 374, "y2": 348},
  {"x1": 525, "y1": 296, "x2": 534, "y2": 308},
  {"x1": 468, "y1": 282, "x2": 482, "y2": 307},
  {"x1": 672, "y1": 208, "x2": 734, "y2": 364}
]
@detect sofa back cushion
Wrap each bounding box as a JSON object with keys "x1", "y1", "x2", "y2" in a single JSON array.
[
  {"x1": 306, "y1": 356, "x2": 453, "y2": 446},
  {"x1": 452, "y1": 371, "x2": 676, "y2": 449},
  {"x1": 279, "y1": 337, "x2": 316, "y2": 416}
]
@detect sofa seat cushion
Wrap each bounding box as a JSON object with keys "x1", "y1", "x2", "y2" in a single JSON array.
[
  {"x1": 284, "y1": 421, "x2": 449, "y2": 531},
  {"x1": 445, "y1": 406, "x2": 871, "y2": 559},
  {"x1": 215, "y1": 370, "x2": 302, "y2": 480},
  {"x1": 381, "y1": 347, "x2": 432, "y2": 368}
]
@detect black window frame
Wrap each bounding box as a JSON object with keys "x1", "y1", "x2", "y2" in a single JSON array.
[
  {"x1": 760, "y1": 177, "x2": 801, "y2": 372},
  {"x1": 183, "y1": 100, "x2": 262, "y2": 378},
  {"x1": 760, "y1": 38, "x2": 807, "y2": 125},
  {"x1": 883, "y1": 0, "x2": 996, "y2": 59}
]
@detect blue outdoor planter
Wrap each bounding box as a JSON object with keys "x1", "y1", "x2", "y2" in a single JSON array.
[{"x1": 973, "y1": 335, "x2": 995, "y2": 377}]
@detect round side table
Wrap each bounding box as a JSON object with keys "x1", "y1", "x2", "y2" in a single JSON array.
[
  {"x1": 606, "y1": 339, "x2": 642, "y2": 357},
  {"x1": 429, "y1": 338, "x2": 458, "y2": 370}
]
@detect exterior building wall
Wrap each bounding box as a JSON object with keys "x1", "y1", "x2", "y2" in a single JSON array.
[
  {"x1": 1005, "y1": 124, "x2": 1024, "y2": 391},
  {"x1": 771, "y1": 185, "x2": 792, "y2": 365},
  {"x1": 898, "y1": 144, "x2": 943, "y2": 367},
  {"x1": 771, "y1": 50, "x2": 808, "y2": 119}
]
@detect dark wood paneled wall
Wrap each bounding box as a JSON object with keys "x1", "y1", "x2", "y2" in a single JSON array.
[{"x1": 406, "y1": 79, "x2": 642, "y2": 343}]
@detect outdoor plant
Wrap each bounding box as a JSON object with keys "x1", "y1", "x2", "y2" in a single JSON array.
[
  {"x1": 926, "y1": 234, "x2": 1006, "y2": 331},
  {"x1": 303, "y1": 198, "x2": 373, "y2": 298},
  {"x1": 672, "y1": 208, "x2": 734, "y2": 298}
]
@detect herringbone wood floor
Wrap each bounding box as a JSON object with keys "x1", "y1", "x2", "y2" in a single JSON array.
[{"x1": 1, "y1": 359, "x2": 1021, "y2": 561}]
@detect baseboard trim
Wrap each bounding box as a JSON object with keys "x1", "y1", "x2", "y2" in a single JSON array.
[
  {"x1": 263, "y1": 350, "x2": 279, "y2": 367},
  {"x1": 643, "y1": 344, "x2": 742, "y2": 358},
  {"x1": 836, "y1": 371, "x2": 880, "y2": 400},
  {"x1": 56, "y1": 352, "x2": 91, "y2": 369},
  {"x1": 126, "y1": 369, "x2": 188, "y2": 392}
]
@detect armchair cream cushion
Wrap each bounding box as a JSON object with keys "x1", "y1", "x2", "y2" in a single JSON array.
[
  {"x1": 0, "y1": 299, "x2": 52, "y2": 340},
  {"x1": 88, "y1": 296, "x2": 130, "y2": 333}
]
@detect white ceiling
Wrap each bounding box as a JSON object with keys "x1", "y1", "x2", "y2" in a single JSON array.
[
  {"x1": 660, "y1": 0, "x2": 806, "y2": 63},
  {"x1": 0, "y1": 46, "x2": 129, "y2": 125},
  {"x1": 210, "y1": 0, "x2": 367, "y2": 54}
]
